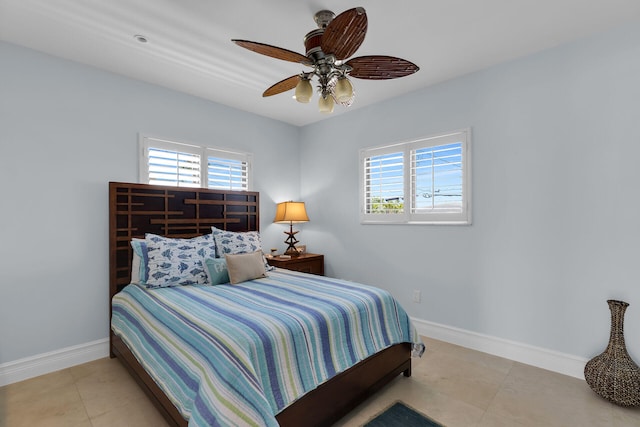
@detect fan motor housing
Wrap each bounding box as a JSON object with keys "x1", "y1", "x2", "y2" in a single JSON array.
[
  {"x1": 304, "y1": 29, "x2": 323, "y2": 54},
  {"x1": 305, "y1": 9, "x2": 335, "y2": 61},
  {"x1": 304, "y1": 29, "x2": 324, "y2": 58}
]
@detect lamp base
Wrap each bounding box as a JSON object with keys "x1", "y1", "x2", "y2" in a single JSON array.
[
  {"x1": 283, "y1": 226, "x2": 301, "y2": 257},
  {"x1": 284, "y1": 246, "x2": 300, "y2": 257}
]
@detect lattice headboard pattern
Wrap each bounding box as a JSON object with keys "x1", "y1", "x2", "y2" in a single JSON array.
[{"x1": 109, "y1": 182, "x2": 260, "y2": 298}]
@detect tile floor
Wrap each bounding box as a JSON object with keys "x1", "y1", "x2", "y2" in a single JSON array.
[{"x1": 1, "y1": 337, "x2": 639, "y2": 427}]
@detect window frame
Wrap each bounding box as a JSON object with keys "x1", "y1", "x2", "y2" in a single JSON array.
[
  {"x1": 139, "y1": 135, "x2": 253, "y2": 191},
  {"x1": 359, "y1": 129, "x2": 472, "y2": 225}
]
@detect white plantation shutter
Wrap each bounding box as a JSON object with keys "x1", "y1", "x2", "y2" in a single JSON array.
[
  {"x1": 360, "y1": 129, "x2": 471, "y2": 224},
  {"x1": 206, "y1": 148, "x2": 251, "y2": 191},
  {"x1": 361, "y1": 146, "x2": 405, "y2": 220},
  {"x1": 410, "y1": 134, "x2": 464, "y2": 217},
  {"x1": 148, "y1": 147, "x2": 201, "y2": 187},
  {"x1": 140, "y1": 136, "x2": 252, "y2": 191}
]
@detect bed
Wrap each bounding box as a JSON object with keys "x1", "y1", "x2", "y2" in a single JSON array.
[{"x1": 109, "y1": 182, "x2": 424, "y2": 426}]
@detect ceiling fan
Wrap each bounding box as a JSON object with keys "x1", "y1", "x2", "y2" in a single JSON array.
[{"x1": 232, "y1": 7, "x2": 419, "y2": 113}]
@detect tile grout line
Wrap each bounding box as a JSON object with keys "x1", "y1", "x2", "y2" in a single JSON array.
[
  {"x1": 474, "y1": 360, "x2": 515, "y2": 426},
  {"x1": 70, "y1": 369, "x2": 95, "y2": 427}
]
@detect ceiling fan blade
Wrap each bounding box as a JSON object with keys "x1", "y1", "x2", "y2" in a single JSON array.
[
  {"x1": 321, "y1": 7, "x2": 368, "y2": 60},
  {"x1": 346, "y1": 56, "x2": 420, "y2": 80},
  {"x1": 232, "y1": 40, "x2": 310, "y2": 64},
  {"x1": 263, "y1": 75, "x2": 300, "y2": 97}
]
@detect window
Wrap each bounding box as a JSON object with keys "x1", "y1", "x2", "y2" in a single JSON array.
[
  {"x1": 139, "y1": 135, "x2": 252, "y2": 191},
  {"x1": 360, "y1": 129, "x2": 471, "y2": 224}
]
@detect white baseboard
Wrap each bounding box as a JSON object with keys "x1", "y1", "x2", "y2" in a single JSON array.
[
  {"x1": 412, "y1": 317, "x2": 588, "y2": 379},
  {"x1": 0, "y1": 338, "x2": 109, "y2": 386},
  {"x1": 0, "y1": 320, "x2": 588, "y2": 387}
]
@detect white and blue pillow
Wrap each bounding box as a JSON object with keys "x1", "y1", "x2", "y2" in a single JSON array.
[
  {"x1": 143, "y1": 233, "x2": 217, "y2": 288},
  {"x1": 211, "y1": 227, "x2": 262, "y2": 256},
  {"x1": 212, "y1": 227, "x2": 273, "y2": 271}
]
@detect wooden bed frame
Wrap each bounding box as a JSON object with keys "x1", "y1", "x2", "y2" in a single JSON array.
[{"x1": 108, "y1": 182, "x2": 412, "y2": 427}]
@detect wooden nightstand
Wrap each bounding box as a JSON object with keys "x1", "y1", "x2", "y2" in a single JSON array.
[{"x1": 268, "y1": 253, "x2": 324, "y2": 276}]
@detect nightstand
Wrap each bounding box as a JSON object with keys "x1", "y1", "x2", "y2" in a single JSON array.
[{"x1": 268, "y1": 253, "x2": 324, "y2": 276}]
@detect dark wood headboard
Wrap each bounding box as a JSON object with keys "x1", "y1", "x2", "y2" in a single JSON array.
[{"x1": 108, "y1": 182, "x2": 260, "y2": 300}]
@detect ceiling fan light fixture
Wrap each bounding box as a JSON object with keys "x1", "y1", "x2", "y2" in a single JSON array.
[
  {"x1": 294, "y1": 78, "x2": 313, "y2": 103},
  {"x1": 318, "y1": 93, "x2": 334, "y2": 114},
  {"x1": 334, "y1": 76, "x2": 353, "y2": 103},
  {"x1": 232, "y1": 7, "x2": 419, "y2": 114}
]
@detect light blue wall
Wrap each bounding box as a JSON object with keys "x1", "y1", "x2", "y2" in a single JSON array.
[
  {"x1": 0, "y1": 42, "x2": 300, "y2": 363},
  {"x1": 299, "y1": 22, "x2": 640, "y2": 359},
  {"x1": 2, "y1": 20, "x2": 639, "y2": 367}
]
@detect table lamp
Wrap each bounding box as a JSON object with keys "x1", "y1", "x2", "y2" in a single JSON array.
[{"x1": 274, "y1": 201, "x2": 309, "y2": 256}]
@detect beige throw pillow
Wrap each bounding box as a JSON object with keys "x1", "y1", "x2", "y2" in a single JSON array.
[{"x1": 225, "y1": 251, "x2": 267, "y2": 284}]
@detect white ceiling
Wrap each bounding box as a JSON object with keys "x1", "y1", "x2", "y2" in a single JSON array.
[{"x1": 1, "y1": 0, "x2": 639, "y2": 127}]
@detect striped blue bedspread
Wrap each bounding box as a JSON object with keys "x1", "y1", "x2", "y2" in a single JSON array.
[{"x1": 111, "y1": 269, "x2": 425, "y2": 427}]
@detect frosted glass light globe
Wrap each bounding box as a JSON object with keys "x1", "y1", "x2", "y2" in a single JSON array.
[
  {"x1": 318, "y1": 94, "x2": 334, "y2": 113},
  {"x1": 295, "y1": 79, "x2": 313, "y2": 103},
  {"x1": 334, "y1": 77, "x2": 353, "y2": 103}
]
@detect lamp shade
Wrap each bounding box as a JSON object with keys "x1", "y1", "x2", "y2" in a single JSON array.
[{"x1": 274, "y1": 201, "x2": 309, "y2": 223}]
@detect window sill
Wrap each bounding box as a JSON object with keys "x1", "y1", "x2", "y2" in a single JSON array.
[{"x1": 360, "y1": 219, "x2": 472, "y2": 226}]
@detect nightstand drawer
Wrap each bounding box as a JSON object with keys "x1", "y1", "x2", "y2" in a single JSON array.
[{"x1": 268, "y1": 253, "x2": 324, "y2": 276}]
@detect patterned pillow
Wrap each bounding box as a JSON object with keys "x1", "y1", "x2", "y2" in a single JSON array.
[
  {"x1": 211, "y1": 227, "x2": 273, "y2": 271},
  {"x1": 144, "y1": 233, "x2": 217, "y2": 288},
  {"x1": 212, "y1": 227, "x2": 262, "y2": 256}
]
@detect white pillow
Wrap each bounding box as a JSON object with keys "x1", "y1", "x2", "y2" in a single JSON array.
[{"x1": 130, "y1": 238, "x2": 146, "y2": 285}]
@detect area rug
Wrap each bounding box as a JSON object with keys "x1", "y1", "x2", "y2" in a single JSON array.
[{"x1": 364, "y1": 401, "x2": 444, "y2": 427}]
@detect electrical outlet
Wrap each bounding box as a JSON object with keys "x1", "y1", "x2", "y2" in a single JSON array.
[{"x1": 412, "y1": 290, "x2": 421, "y2": 303}]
